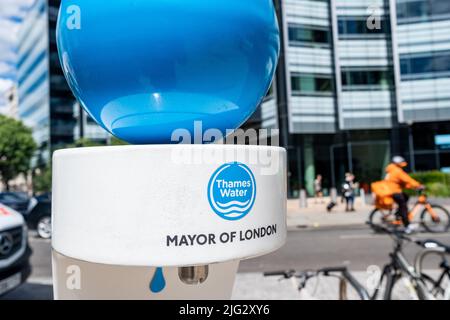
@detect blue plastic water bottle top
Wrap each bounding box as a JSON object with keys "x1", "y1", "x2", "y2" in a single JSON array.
[{"x1": 57, "y1": 0, "x2": 280, "y2": 144}]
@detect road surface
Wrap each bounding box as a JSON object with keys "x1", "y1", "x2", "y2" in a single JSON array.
[{"x1": 2, "y1": 227, "x2": 449, "y2": 299}]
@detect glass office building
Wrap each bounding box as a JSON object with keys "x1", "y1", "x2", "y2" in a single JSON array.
[
  {"x1": 17, "y1": 0, "x2": 109, "y2": 167},
  {"x1": 48, "y1": 0, "x2": 109, "y2": 148},
  {"x1": 47, "y1": 0, "x2": 76, "y2": 149},
  {"x1": 261, "y1": 0, "x2": 450, "y2": 197},
  {"x1": 0, "y1": 86, "x2": 18, "y2": 118},
  {"x1": 17, "y1": 0, "x2": 50, "y2": 166}
]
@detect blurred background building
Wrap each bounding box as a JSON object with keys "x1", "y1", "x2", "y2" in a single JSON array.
[
  {"x1": 0, "y1": 85, "x2": 18, "y2": 118},
  {"x1": 257, "y1": 0, "x2": 450, "y2": 197},
  {"x1": 47, "y1": 0, "x2": 109, "y2": 147},
  {"x1": 17, "y1": 0, "x2": 50, "y2": 167},
  {"x1": 16, "y1": 0, "x2": 109, "y2": 168},
  {"x1": 10, "y1": 0, "x2": 450, "y2": 196}
]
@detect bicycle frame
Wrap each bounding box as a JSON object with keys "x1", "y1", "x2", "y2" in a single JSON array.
[
  {"x1": 415, "y1": 248, "x2": 450, "y2": 299},
  {"x1": 319, "y1": 267, "x2": 370, "y2": 300},
  {"x1": 410, "y1": 195, "x2": 440, "y2": 222},
  {"x1": 266, "y1": 222, "x2": 450, "y2": 300},
  {"x1": 372, "y1": 235, "x2": 433, "y2": 300},
  {"x1": 382, "y1": 194, "x2": 439, "y2": 226},
  {"x1": 264, "y1": 268, "x2": 370, "y2": 300}
]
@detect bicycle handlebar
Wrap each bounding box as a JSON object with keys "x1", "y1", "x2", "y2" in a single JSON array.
[
  {"x1": 367, "y1": 221, "x2": 450, "y2": 252},
  {"x1": 263, "y1": 270, "x2": 295, "y2": 278},
  {"x1": 414, "y1": 239, "x2": 450, "y2": 253},
  {"x1": 417, "y1": 186, "x2": 426, "y2": 193}
]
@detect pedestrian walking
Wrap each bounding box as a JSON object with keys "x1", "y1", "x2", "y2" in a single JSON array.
[
  {"x1": 314, "y1": 174, "x2": 324, "y2": 204},
  {"x1": 342, "y1": 173, "x2": 356, "y2": 212}
]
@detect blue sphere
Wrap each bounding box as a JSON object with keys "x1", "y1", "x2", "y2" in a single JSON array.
[{"x1": 57, "y1": 0, "x2": 280, "y2": 144}]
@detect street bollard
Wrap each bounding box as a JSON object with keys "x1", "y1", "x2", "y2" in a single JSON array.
[
  {"x1": 300, "y1": 189, "x2": 308, "y2": 208},
  {"x1": 330, "y1": 188, "x2": 338, "y2": 204},
  {"x1": 360, "y1": 188, "x2": 366, "y2": 207}
]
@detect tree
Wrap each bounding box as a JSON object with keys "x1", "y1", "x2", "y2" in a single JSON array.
[
  {"x1": 0, "y1": 115, "x2": 37, "y2": 190},
  {"x1": 36, "y1": 136, "x2": 128, "y2": 192},
  {"x1": 33, "y1": 165, "x2": 52, "y2": 193},
  {"x1": 68, "y1": 136, "x2": 128, "y2": 148},
  {"x1": 110, "y1": 136, "x2": 128, "y2": 146},
  {"x1": 68, "y1": 138, "x2": 103, "y2": 148}
]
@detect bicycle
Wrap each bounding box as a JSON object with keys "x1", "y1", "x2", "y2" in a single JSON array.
[
  {"x1": 264, "y1": 268, "x2": 370, "y2": 300},
  {"x1": 369, "y1": 190, "x2": 450, "y2": 233},
  {"x1": 265, "y1": 223, "x2": 450, "y2": 300},
  {"x1": 369, "y1": 222, "x2": 435, "y2": 300},
  {"x1": 415, "y1": 239, "x2": 450, "y2": 299}
]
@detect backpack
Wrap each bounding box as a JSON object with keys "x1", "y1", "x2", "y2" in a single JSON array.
[
  {"x1": 371, "y1": 181, "x2": 395, "y2": 209},
  {"x1": 342, "y1": 183, "x2": 354, "y2": 197}
]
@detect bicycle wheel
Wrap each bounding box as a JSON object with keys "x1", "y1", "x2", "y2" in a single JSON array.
[
  {"x1": 370, "y1": 269, "x2": 399, "y2": 300},
  {"x1": 380, "y1": 275, "x2": 421, "y2": 300},
  {"x1": 369, "y1": 208, "x2": 396, "y2": 229},
  {"x1": 421, "y1": 205, "x2": 450, "y2": 233}
]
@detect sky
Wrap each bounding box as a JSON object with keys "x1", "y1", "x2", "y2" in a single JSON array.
[{"x1": 0, "y1": 0, "x2": 36, "y2": 108}]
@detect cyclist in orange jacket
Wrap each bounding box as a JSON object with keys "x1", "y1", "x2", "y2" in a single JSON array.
[{"x1": 385, "y1": 156, "x2": 424, "y2": 233}]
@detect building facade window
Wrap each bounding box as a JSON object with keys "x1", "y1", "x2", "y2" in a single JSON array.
[
  {"x1": 338, "y1": 17, "x2": 390, "y2": 38},
  {"x1": 288, "y1": 24, "x2": 331, "y2": 47},
  {"x1": 400, "y1": 50, "x2": 450, "y2": 80},
  {"x1": 86, "y1": 115, "x2": 98, "y2": 124},
  {"x1": 291, "y1": 73, "x2": 334, "y2": 96},
  {"x1": 341, "y1": 69, "x2": 393, "y2": 90},
  {"x1": 397, "y1": 0, "x2": 450, "y2": 23}
]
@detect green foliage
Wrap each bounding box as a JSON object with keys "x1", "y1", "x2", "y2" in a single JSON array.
[
  {"x1": 0, "y1": 115, "x2": 37, "y2": 189},
  {"x1": 68, "y1": 138, "x2": 103, "y2": 148},
  {"x1": 411, "y1": 171, "x2": 450, "y2": 185},
  {"x1": 67, "y1": 137, "x2": 128, "y2": 149},
  {"x1": 39, "y1": 137, "x2": 128, "y2": 192},
  {"x1": 33, "y1": 165, "x2": 52, "y2": 193},
  {"x1": 410, "y1": 171, "x2": 450, "y2": 198},
  {"x1": 110, "y1": 137, "x2": 128, "y2": 146}
]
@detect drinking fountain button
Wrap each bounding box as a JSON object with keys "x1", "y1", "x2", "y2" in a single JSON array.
[{"x1": 178, "y1": 266, "x2": 209, "y2": 285}]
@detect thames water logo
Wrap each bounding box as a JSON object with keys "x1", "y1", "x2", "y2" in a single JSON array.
[{"x1": 208, "y1": 162, "x2": 256, "y2": 221}]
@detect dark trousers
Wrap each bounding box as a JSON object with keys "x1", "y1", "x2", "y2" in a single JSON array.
[
  {"x1": 345, "y1": 196, "x2": 354, "y2": 210},
  {"x1": 393, "y1": 193, "x2": 410, "y2": 227}
]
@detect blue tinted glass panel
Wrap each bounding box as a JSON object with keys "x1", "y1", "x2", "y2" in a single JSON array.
[
  {"x1": 400, "y1": 51, "x2": 450, "y2": 78},
  {"x1": 398, "y1": 0, "x2": 450, "y2": 21},
  {"x1": 338, "y1": 18, "x2": 389, "y2": 36},
  {"x1": 288, "y1": 24, "x2": 330, "y2": 45}
]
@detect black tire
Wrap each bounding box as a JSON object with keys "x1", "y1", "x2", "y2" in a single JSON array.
[
  {"x1": 383, "y1": 274, "x2": 397, "y2": 300},
  {"x1": 421, "y1": 273, "x2": 447, "y2": 299},
  {"x1": 369, "y1": 208, "x2": 393, "y2": 230},
  {"x1": 371, "y1": 267, "x2": 398, "y2": 300},
  {"x1": 421, "y1": 205, "x2": 450, "y2": 233},
  {"x1": 384, "y1": 274, "x2": 427, "y2": 300},
  {"x1": 36, "y1": 215, "x2": 52, "y2": 239}
]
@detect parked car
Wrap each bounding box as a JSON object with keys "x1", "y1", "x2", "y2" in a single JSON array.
[
  {"x1": 24, "y1": 193, "x2": 51, "y2": 239},
  {"x1": 0, "y1": 192, "x2": 30, "y2": 216},
  {"x1": 0, "y1": 204, "x2": 32, "y2": 297}
]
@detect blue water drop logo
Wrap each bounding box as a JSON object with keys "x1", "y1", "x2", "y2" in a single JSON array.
[
  {"x1": 208, "y1": 162, "x2": 256, "y2": 221},
  {"x1": 149, "y1": 267, "x2": 166, "y2": 293}
]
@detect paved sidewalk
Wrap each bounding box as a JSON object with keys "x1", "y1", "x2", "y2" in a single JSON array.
[
  {"x1": 287, "y1": 196, "x2": 450, "y2": 230},
  {"x1": 232, "y1": 271, "x2": 371, "y2": 300},
  {"x1": 287, "y1": 197, "x2": 370, "y2": 230},
  {"x1": 232, "y1": 270, "x2": 441, "y2": 300}
]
